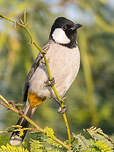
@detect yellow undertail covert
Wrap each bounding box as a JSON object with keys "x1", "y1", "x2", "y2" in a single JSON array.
[{"x1": 28, "y1": 92, "x2": 45, "y2": 108}]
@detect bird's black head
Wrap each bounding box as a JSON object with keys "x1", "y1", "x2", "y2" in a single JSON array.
[{"x1": 49, "y1": 17, "x2": 82, "y2": 48}]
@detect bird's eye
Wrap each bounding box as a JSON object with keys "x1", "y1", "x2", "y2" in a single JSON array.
[
  {"x1": 63, "y1": 25, "x2": 67, "y2": 31},
  {"x1": 63, "y1": 25, "x2": 72, "y2": 31}
]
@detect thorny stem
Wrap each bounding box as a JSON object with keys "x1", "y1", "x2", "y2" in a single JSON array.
[
  {"x1": 0, "y1": 13, "x2": 71, "y2": 146},
  {"x1": 0, "y1": 95, "x2": 70, "y2": 150}
]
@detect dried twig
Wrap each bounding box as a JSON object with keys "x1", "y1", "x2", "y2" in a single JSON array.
[{"x1": 0, "y1": 95, "x2": 70, "y2": 150}]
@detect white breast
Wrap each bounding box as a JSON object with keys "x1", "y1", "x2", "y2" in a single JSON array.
[{"x1": 29, "y1": 41, "x2": 80, "y2": 98}]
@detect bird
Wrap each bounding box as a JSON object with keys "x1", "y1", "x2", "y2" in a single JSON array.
[{"x1": 10, "y1": 17, "x2": 82, "y2": 146}]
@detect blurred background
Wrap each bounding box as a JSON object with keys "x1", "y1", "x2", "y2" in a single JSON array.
[{"x1": 0, "y1": 0, "x2": 114, "y2": 141}]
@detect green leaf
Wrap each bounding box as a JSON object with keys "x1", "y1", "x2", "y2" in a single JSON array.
[
  {"x1": 71, "y1": 127, "x2": 114, "y2": 152},
  {"x1": 0, "y1": 144, "x2": 28, "y2": 152},
  {"x1": 86, "y1": 127, "x2": 114, "y2": 149},
  {"x1": 29, "y1": 131, "x2": 66, "y2": 152},
  {"x1": 30, "y1": 139, "x2": 43, "y2": 152},
  {"x1": 44, "y1": 126, "x2": 54, "y2": 138}
]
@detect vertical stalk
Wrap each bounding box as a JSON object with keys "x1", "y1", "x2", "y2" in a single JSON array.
[
  {"x1": 79, "y1": 32, "x2": 98, "y2": 125},
  {"x1": 44, "y1": 55, "x2": 71, "y2": 146}
]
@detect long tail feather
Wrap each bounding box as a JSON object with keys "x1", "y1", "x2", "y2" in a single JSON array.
[{"x1": 10, "y1": 101, "x2": 36, "y2": 146}]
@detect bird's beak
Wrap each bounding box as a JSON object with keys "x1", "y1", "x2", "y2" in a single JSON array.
[{"x1": 71, "y1": 24, "x2": 82, "y2": 31}]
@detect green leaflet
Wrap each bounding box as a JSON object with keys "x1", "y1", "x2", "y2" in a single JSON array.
[
  {"x1": 0, "y1": 127, "x2": 113, "y2": 152},
  {"x1": 0, "y1": 144, "x2": 28, "y2": 152},
  {"x1": 71, "y1": 127, "x2": 114, "y2": 152}
]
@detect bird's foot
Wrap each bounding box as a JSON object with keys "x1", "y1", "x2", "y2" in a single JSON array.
[
  {"x1": 45, "y1": 77, "x2": 55, "y2": 87},
  {"x1": 54, "y1": 98, "x2": 67, "y2": 114},
  {"x1": 42, "y1": 45, "x2": 49, "y2": 54},
  {"x1": 58, "y1": 104, "x2": 67, "y2": 114}
]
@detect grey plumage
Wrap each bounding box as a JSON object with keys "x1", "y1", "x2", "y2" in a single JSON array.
[{"x1": 22, "y1": 42, "x2": 51, "y2": 102}]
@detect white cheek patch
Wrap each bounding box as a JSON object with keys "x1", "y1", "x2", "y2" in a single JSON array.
[{"x1": 52, "y1": 28, "x2": 70, "y2": 44}]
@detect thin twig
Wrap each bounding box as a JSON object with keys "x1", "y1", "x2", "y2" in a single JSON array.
[
  {"x1": 0, "y1": 13, "x2": 71, "y2": 146},
  {"x1": 0, "y1": 95, "x2": 9, "y2": 105},
  {"x1": 0, "y1": 95, "x2": 70, "y2": 150}
]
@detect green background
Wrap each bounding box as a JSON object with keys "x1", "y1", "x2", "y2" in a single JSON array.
[{"x1": 0, "y1": 0, "x2": 114, "y2": 142}]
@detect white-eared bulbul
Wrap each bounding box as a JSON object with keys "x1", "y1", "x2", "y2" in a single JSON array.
[{"x1": 10, "y1": 17, "x2": 82, "y2": 146}]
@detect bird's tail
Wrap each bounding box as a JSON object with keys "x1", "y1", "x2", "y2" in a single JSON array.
[{"x1": 10, "y1": 100, "x2": 36, "y2": 146}]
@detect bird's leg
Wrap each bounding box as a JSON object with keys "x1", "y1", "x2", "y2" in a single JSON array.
[
  {"x1": 45, "y1": 77, "x2": 67, "y2": 114},
  {"x1": 58, "y1": 104, "x2": 67, "y2": 114},
  {"x1": 45, "y1": 77, "x2": 55, "y2": 87},
  {"x1": 54, "y1": 98, "x2": 67, "y2": 114}
]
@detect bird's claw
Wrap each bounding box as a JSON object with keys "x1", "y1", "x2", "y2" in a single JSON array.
[
  {"x1": 45, "y1": 77, "x2": 55, "y2": 87},
  {"x1": 58, "y1": 105, "x2": 67, "y2": 114}
]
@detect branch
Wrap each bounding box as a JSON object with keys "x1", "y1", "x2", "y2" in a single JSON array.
[
  {"x1": 0, "y1": 95, "x2": 70, "y2": 150},
  {"x1": 0, "y1": 13, "x2": 71, "y2": 146}
]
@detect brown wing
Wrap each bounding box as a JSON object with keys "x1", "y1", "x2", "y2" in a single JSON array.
[{"x1": 22, "y1": 42, "x2": 50, "y2": 102}]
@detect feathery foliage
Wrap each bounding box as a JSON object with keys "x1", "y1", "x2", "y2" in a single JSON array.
[
  {"x1": 1, "y1": 127, "x2": 113, "y2": 152},
  {"x1": 0, "y1": 144, "x2": 28, "y2": 152}
]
